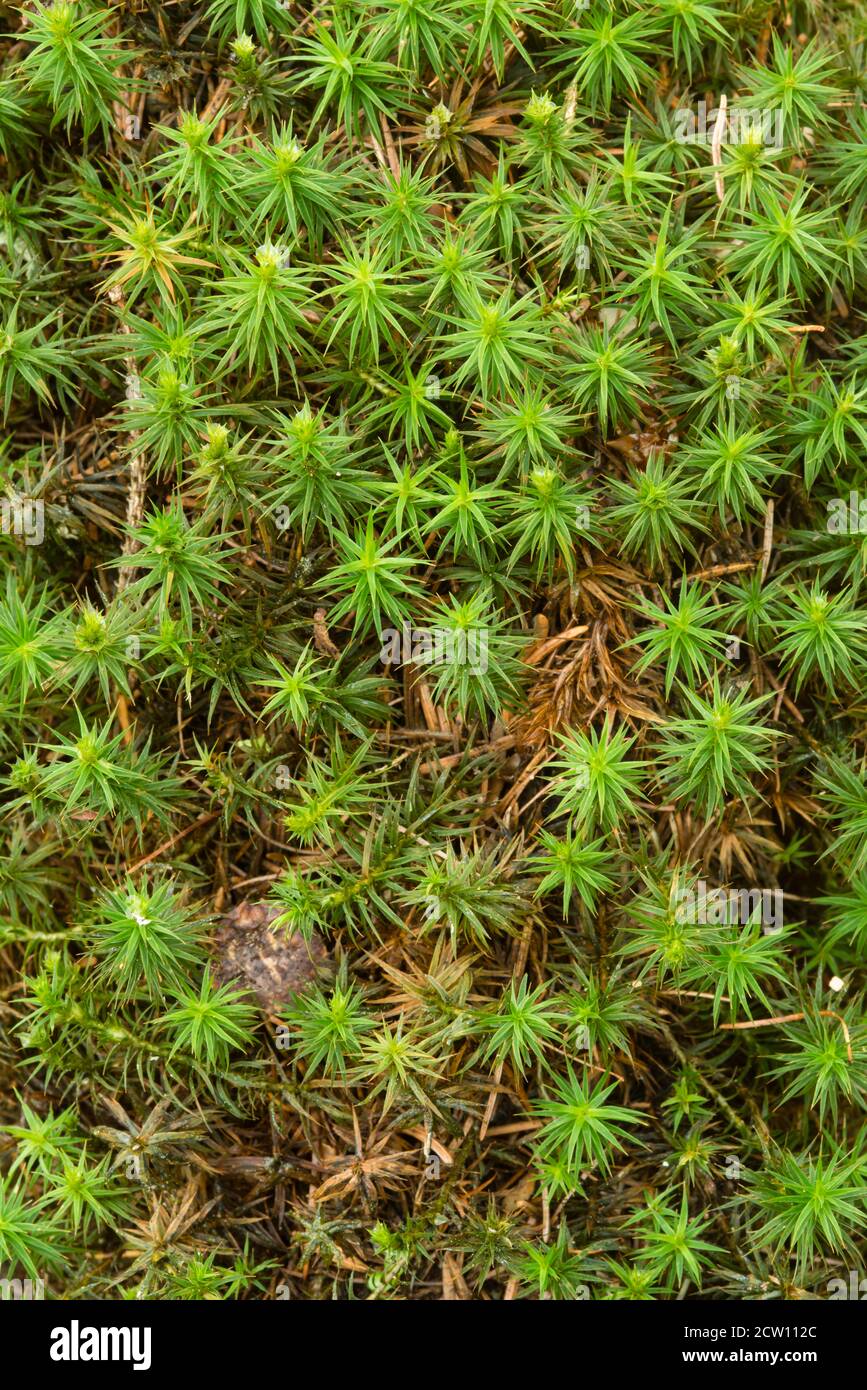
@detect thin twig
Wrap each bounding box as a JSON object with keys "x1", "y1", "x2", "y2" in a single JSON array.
[
  {"x1": 108, "y1": 285, "x2": 147, "y2": 591},
  {"x1": 711, "y1": 93, "x2": 727, "y2": 202},
  {"x1": 720, "y1": 1010, "x2": 853, "y2": 1063},
  {"x1": 126, "y1": 812, "x2": 221, "y2": 874}
]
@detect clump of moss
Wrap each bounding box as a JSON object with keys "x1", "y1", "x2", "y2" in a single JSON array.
[{"x1": 1, "y1": 0, "x2": 866, "y2": 1302}]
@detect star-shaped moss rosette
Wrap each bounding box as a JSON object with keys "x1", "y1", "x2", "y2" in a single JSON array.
[{"x1": 0, "y1": 0, "x2": 866, "y2": 1304}]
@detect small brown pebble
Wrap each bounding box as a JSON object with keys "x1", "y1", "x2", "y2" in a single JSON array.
[
  {"x1": 313, "y1": 607, "x2": 340, "y2": 659},
  {"x1": 210, "y1": 900, "x2": 329, "y2": 1013}
]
